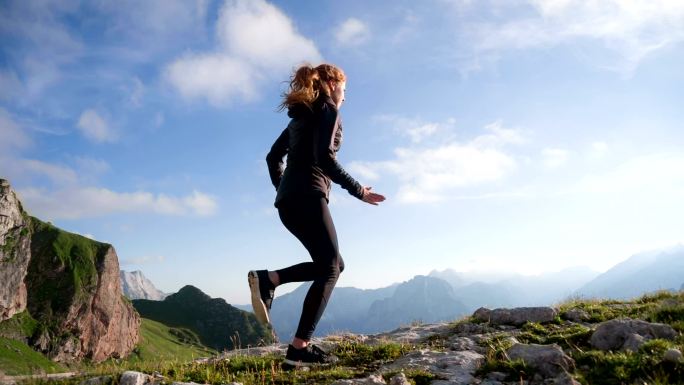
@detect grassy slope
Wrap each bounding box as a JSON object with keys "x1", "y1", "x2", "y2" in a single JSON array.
[
  {"x1": 0, "y1": 337, "x2": 66, "y2": 375},
  {"x1": 100, "y1": 318, "x2": 216, "y2": 367},
  {"x1": 133, "y1": 286, "x2": 273, "y2": 350}
]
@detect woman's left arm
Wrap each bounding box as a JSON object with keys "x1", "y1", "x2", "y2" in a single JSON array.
[{"x1": 313, "y1": 104, "x2": 364, "y2": 199}]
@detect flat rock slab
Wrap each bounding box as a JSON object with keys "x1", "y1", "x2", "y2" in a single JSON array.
[
  {"x1": 473, "y1": 307, "x2": 558, "y2": 326},
  {"x1": 383, "y1": 348, "x2": 484, "y2": 384},
  {"x1": 589, "y1": 318, "x2": 677, "y2": 351},
  {"x1": 507, "y1": 343, "x2": 575, "y2": 378},
  {"x1": 372, "y1": 323, "x2": 452, "y2": 344}
]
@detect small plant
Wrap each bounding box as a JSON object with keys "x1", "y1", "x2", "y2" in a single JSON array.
[{"x1": 333, "y1": 340, "x2": 411, "y2": 369}]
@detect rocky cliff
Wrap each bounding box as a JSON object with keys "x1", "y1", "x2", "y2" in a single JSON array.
[
  {"x1": 0, "y1": 178, "x2": 140, "y2": 362},
  {"x1": 0, "y1": 180, "x2": 31, "y2": 322},
  {"x1": 120, "y1": 270, "x2": 168, "y2": 301}
]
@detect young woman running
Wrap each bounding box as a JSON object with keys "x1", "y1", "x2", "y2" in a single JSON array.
[{"x1": 249, "y1": 63, "x2": 385, "y2": 366}]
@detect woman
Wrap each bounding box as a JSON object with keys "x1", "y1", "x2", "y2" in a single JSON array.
[{"x1": 249, "y1": 63, "x2": 385, "y2": 366}]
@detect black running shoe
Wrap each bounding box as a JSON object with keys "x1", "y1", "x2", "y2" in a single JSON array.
[
  {"x1": 248, "y1": 270, "x2": 275, "y2": 325},
  {"x1": 283, "y1": 344, "x2": 339, "y2": 367}
]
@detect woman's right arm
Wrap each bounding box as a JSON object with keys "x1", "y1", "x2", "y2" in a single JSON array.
[{"x1": 266, "y1": 128, "x2": 289, "y2": 190}]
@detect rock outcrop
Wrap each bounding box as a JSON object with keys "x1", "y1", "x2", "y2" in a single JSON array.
[
  {"x1": 589, "y1": 318, "x2": 677, "y2": 352},
  {"x1": 0, "y1": 179, "x2": 140, "y2": 362},
  {"x1": 506, "y1": 343, "x2": 575, "y2": 377},
  {"x1": 120, "y1": 270, "x2": 168, "y2": 301},
  {"x1": 472, "y1": 306, "x2": 558, "y2": 326},
  {"x1": 0, "y1": 179, "x2": 31, "y2": 321}
]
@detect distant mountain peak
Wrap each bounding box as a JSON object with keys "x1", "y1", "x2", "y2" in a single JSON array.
[
  {"x1": 120, "y1": 270, "x2": 167, "y2": 301},
  {"x1": 171, "y1": 285, "x2": 213, "y2": 302}
]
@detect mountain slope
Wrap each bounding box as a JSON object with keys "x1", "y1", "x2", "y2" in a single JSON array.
[
  {"x1": 430, "y1": 267, "x2": 599, "y2": 310},
  {"x1": 133, "y1": 285, "x2": 273, "y2": 350},
  {"x1": 267, "y1": 276, "x2": 466, "y2": 339},
  {"x1": 120, "y1": 270, "x2": 167, "y2": 300},
  {"x1": 269, "y1": 282, "x2": 398, "y2": 339},
  {"x1": 0, "y1": 178, "x2": 139, "y2": 363},
  {"x1": 577, "y1": 246, "x2": 684, "y2": 299},
  {"x1": 125, "y1": 318, "x2": 215, "y2": 363}
]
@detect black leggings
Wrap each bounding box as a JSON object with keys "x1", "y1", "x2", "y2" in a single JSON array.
[{"x1": 275, "y1": 196, "x2": 344, "y2": 341}]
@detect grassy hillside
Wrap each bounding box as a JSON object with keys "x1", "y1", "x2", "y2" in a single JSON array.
[
  {"x1": 133, "y1": 285, "x2": 273, "y2": 350},
  {"x1": 0, "y1": 318, "x2": 216, "y2": 376},
  {"x1": 0, "y1": 336, "x2": 66, "y2": 375},
  {"x1": 26, "y1": 217, "x2": 113, "y2": 347},
  {"x1": 124, "y1": 318, "x2": 216, "y2": 363}
]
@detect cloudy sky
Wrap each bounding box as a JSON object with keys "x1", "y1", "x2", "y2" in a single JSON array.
[{"x1": 1, "y1": 0, "x2": 683, "y2": 304}]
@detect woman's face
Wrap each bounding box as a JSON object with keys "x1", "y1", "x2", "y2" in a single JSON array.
[{"x1": 330, "y1": 81, "x2": 346, "y2": 109}]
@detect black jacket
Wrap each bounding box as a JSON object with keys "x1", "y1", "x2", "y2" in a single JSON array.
[{"x1": 266, "y1": 95, "x2": 364, "y2": 207}]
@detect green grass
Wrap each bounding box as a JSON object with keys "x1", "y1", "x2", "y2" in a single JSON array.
[
  {"x1": 475, "y1": 292, "x2": 684, "y2": 383},
  {"x1": 27, "y1": 217, "x2": 112, "y2": 339},
  {"x1": 573, "y1": 339, "x2": 684, "y2": 385},
  {"x1": 0, "y1": 336, "x2": 66, "y2": 375},
  {"x1": 517, "y1": 321, "x2": 593, "y2": 350},
  {"x1": 111, "y1": 318, "x2": 216, "y2": 364},
  {"x1": 0, "y1": 310, "x2": 40, "y2": 340},
  {"x1": 84, "y1": 339, "x2": 415, "y2": 385}
]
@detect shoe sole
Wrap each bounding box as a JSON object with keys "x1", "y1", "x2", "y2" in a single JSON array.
[{"x1": 248, "y1": 271, "x2": 271, "y2": 326}]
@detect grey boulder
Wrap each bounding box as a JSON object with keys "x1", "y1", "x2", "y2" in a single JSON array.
[
  {"x1": 506, "y1": 343, "x2": 575, "y2": 378},
  {"x1": 589, "y1": 318, "x2": 677, "y2": 351},
  {"x1": 473, "y1": 307, "x2": 558, "y2": 326}
]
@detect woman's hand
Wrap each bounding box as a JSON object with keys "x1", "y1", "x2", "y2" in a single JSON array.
[{"x1": 361, "y1": 186, "x2": 386, "y2": 206}]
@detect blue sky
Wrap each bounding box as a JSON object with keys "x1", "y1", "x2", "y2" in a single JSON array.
[{"x1": 1, "y1": 0, "x2": 683, "y2": 305}]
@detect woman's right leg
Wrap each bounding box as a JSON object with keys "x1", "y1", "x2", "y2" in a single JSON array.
[{"x1": 276, "y1": 197, "x2": 344, "y2": 343}]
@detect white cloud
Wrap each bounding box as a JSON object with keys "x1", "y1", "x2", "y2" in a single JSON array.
[
  {"x1": 183, "y1": 190, "x2": 219, "y2": 216},
  {"x1": 355, "y1": 120, "x2": 523, "y2": 203},
  {"x1": 455, "y1": 0, "x2": 684, "y2": 74},
  {"x1": 335, "y1": 18, "x2": 370, "y2": 46},
  {"x1": 471, "y1": 120, "x2": 526, "y2": 147},
  {"x1": 216, "y1": 0, "x2": 321, "y2": 70},
  {"x1": 0, "y1": 108, "x2": 31, "y2": 152},
  {"x1": 165, "y1": 54, "x2": 259, "y2": 105},
  {"x1": 18, "y1": 159, "x2": 79, "y2": 185},
  {"x1": 18, "y1": 186, "x2": 219, "y2": 220},
  {"x1": 542, "y1": 148, "x2": 570, "y2": 168},
  {"x1": 77, "y1": 109, "x2": 116, "y2": 143},
  {"x1": 347, "y1": 162, "x2": 381, "y2": 181},
  {"x1": 377, "y1": 115, "x2": 456, "y2": 143},
  {"x1": 165, "y1": 0, "x2": 322, "y2": 106}
]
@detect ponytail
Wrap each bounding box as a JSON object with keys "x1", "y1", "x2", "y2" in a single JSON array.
[{"x1": 279, "y1": 63, "x2": 346, "y2": 111}]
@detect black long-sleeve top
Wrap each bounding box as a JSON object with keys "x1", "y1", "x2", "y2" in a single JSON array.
[{"x1": 266, "y1": 95, "x2": 364, "y2": 207}]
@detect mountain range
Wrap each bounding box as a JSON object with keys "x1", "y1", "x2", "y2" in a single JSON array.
[
  {"x1": 575, "y1": 245, "x2": 684, "y2": 299},
  {"x1": 124, "y1": 245, "x2": 684, "y2": 343},
  {"x1": 232, "y1": 247, "x2": 684, "y2": 340}
]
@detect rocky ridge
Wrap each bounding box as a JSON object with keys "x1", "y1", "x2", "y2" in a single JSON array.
[
  {"x1": 0, "y1": 179, "x2": 140, "y2": 362},
  {"x1": 0, "y1": 179, "x2": 31, "y2": 322},
  {"x1": 74, "y1": 291, "x2": 681, "y2": 385}
]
